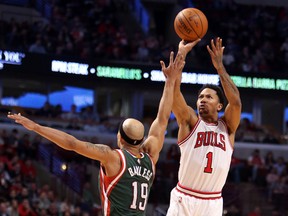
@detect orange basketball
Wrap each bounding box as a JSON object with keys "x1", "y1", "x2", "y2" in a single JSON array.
[{"x1": 174, "y1": 8, "x2": 208, "y2": 42}]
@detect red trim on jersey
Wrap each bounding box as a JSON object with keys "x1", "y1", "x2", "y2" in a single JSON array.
[
  {"x1": 178, "y1": 118, "x2": 201, "y2": 146},
  {"x1": 201, "y1": 119, "x2": 219, "y2": 126},
  {"x1": 146, "y1": 152, "x2": 156, "y2": 182},
  {"x1": 218, "y1": 119, "x2": 234, "y2": 150},
  {"x1": 99, "y1": 168, "x2": 111, "y2": 216},
  {"x1": 176, "y1": 182, "x2": 222, "y2": 200},
  {"x1": 125, "y1": 149, "x2": 144, "y2": 159},
  {"x1": 100, "y1": 149, "x2": 126, "y2": 216}
]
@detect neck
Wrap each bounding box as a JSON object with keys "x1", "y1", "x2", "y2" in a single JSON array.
[
  {"x1": 122, "y1": 145, "x2": 141, "y2": 157},
  {"x1": 200, "y1": 115, "x2": 218, "y2": 123}
]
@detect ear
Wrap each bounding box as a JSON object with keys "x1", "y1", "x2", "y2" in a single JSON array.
[
  {"x1": 117, "y1": 133, "x2": 121, "y2": 143},
  {"x1": 217, "y1": 103, "x2": 223, "y2": 112}
]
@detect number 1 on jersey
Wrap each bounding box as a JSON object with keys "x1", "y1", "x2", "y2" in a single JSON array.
[{"x1": 204, "y1": 152, "x2": 213, "y2": 173}]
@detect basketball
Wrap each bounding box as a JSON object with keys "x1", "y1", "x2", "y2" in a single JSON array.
[{"x1": 174, "y1": 8, "x2": 208, "y2": 42}]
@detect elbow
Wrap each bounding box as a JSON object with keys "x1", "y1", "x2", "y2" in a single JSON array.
[
  {"x1": 230, "y1": 100, "x2": 242, "y2": 112},
  {"x1": 236, "y1": 97, "x2": 242, "y2": 108},
  {"x1": 229, "y1": 94, "x2": 242, "y2": 109},
  {"x1": 234, "y1": 98, "x2": 242, "y2": 108},
  {"x1": 65, "y1": 135, "x2": 79, "y2": 150}
]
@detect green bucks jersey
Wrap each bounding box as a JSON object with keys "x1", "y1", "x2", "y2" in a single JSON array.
[{"x1": 99, "y1": 149, "x2": 155, "y2": 216}]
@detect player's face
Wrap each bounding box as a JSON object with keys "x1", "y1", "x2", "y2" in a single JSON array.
[{"x1": 197, "y1": 88, "x2": 222, "y2": 117}]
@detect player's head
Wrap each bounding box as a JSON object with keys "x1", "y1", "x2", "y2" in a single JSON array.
[
  {"x1": 117, "y1": 118, "x2": 145, "y2": 148},
  {"x1": 197, "y1": 84, "x2": 225, "y2": 117}
]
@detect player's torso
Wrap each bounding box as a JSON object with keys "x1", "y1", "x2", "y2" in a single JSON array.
[
  {"x1": 99, "y1": 149, "x2": 155, "y2": 216},
  {"x1": 178, "y1": 119, "x2": 233, "y2": 193}
]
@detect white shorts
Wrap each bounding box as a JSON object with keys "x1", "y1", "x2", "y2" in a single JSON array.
[{"x1": 166, "y1": 187, "x2": 223, "y2": 216}]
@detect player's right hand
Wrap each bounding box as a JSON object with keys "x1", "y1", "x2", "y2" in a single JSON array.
[{"x1": 178, "y1": 39, "x2": 201, "y2": 58}]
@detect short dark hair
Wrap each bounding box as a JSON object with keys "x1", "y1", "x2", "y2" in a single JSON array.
[{"x1": 198, "y1": 84, "x2": 225, "y2": 105}]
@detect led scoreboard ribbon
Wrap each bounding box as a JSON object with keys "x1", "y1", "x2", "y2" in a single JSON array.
[{"x1": 1, "y1": 49, "x2": 288, "y2": 92}]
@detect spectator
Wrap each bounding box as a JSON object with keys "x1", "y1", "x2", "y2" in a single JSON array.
[
  {"x1": 7, "y1": 129, "x2": 20, "y2": 155},
  {"x1": 266, "y1": 168, "x2": 279, "y2": 202},
  {"x1": 280, "y1": 37, "x2": 288, "y2": 64},
  {"x1": 264, "y1": 151, "x2": 276, "y2": 172},
  {"x1": 51, "y1": 104, "x2": 63, "y2": 119},
  {"x1": 80, "y1": 106, "x2": 100, "y2": 123},
  {"x1": 248, "y1": 206, "x2": 262, "y2": 216},
  {"x1": 21, "y1": 159, "x2": 36, "y2": 183},
  {"x1": 247, "y1": 149, "x2": 265, "y2": 184},
  {"x1": 6, "y1": 199, "x2": 19, "y2": 216},
  {"x1": 82, "y1": 182, "x2": 94, "y2": 207},
  {"x1": 61, "y1": 104, "x2": 80, "y2": 121},
  {"x1": 28, "y1": 38, "x2": 46, "y2": 54},
  {"x1": 36, "y1": 102, "x2": 54, "y2": 118},
  {"x1": 18, "y1": 198, "x2": 37, "y2": 216},
  {"x1": 273, "y1": 157, "x2": 287, "y2": 176},
  {"x1": 37, "y1": 192, "x2": 50, "y2": 211},
  {"x1": 271, "y1": 176, "x2": 288, "y2": 212},
  {"x1": 229, "y1": 154, "x2": 245, "y2": 183},
  {"x1": 0, "y1": 161, "x2": 11, "y2": 197},
  {"x1": 17, "y1": 133, "x2": 31, "y2": 159},
  {"x1": 225, "y1": 204, "x2": 241, "y2": 216},
  {"x1": 0, "y1": 201, "x2": 9, "y2": 216}
]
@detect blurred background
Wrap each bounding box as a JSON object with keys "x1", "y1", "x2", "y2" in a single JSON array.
[{"x1": 0, "y1": 0, "x2": 288, "y2": 215}]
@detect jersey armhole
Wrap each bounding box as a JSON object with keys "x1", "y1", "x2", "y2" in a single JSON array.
[
  {"x1": 101, "y1": 149, "x2": 126, "y2": 185},
  {"x1": 178, "y1": 118, "x2": 201, "y2": 146}
]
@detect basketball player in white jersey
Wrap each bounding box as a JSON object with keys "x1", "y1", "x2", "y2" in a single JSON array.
[{"x1": 166, "y1": 37, "x2": 242, "y2": 216}]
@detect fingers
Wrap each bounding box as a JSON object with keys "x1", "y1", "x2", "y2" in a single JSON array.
[
  {"x1": 179, "y1": 40, "x2": 185, "y2": 47},
  {"x1": 185, "y1": 38, "x2": 201, "y2": 50},
  {"x1": 160, "y1": 60, "x2": 166, "y2": 71},
  {"x1": 7, "y1": 112, "x2": 22, "y2": 119},
  {"x1": 169, "y1": 51, "x2": 174, "y2": 66},
  {"x1": 218, "y1": 38, "x2": 222, "y2": 49},
  {"x1": 210, "y1": 39, "x2": 216, "y2": 50},
  {"x1": 211, "y1": 37, "x2": 223, "y2": 49},
  {"x1": 175, "y1": 52, "x2": 184, "y2": 68},
  {"x1": 207, "y1": 37, "x2": 224, "y2": 55},
  {"x1": 206, "y1": 45, "x2": 213, "y2": 56},
  {"x1": 192, "y1": 38, "x2": 201, "y2": 46}
]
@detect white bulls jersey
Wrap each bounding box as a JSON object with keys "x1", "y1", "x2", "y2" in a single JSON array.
[{"x1": 177, "y1": 118, "x2": 233, "y2": 199}]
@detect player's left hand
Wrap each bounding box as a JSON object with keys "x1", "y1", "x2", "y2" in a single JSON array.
[
  {"x1": 160, "y1": 51, "x2": 185, "y2": 80},
  {"x1": 207, "y1": 37, "x2": 225, "y2": 71},
  {"x1": 7, "y1": 112, "x2": 37, "y2": 131}
]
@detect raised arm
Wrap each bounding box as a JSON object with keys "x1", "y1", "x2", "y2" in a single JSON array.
[
  {"x1": 142, "y1": 51, "x2": 185, "y2": 164},
  {"x1": 172, "y1": 40, "x2": 201, "y2": 140},
  {"x1": 7, "y1": 113, "x2": 119, "y2": 166},
  {"x1": 207, "y1": 37, "x2": 242, "y2": 137}
]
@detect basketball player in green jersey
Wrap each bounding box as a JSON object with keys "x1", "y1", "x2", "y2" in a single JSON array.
[{"x1": 7, "y1": 40, "x2": 200, "y2": 216}]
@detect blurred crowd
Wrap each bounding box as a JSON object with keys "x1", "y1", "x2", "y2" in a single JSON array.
[
  {"x1": 0, "y1": 127, "x2": 99, "y2": 215},
  {"x1": 194, "y1": 0, "x2": 288, "y2": 73},
  {"x1": 227, "y1": 149, "x2": 288, "y2": 215},
  {"x1": 0, "y1": 0, "x2": 288, "y2": 73},
  {"x1": 0, "y1": 0, "x2": 174, "y2": 65}
]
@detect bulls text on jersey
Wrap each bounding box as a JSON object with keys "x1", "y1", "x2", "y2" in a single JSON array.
[{"x1": 194, "y1": 131, "x2": 226, "y2": 151}]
